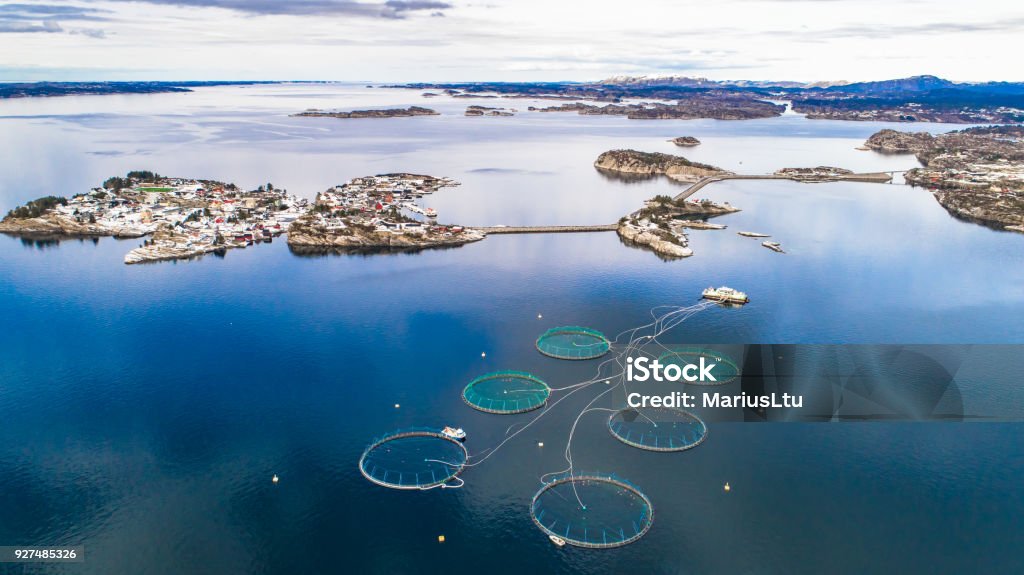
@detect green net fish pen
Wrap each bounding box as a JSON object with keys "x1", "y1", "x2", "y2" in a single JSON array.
[
  {"x1": 462, "y1": 370, "x2": 551, "y2": 414},
  {"x1": 535, "y1": 326, "x2": 611, "y2": 360}
]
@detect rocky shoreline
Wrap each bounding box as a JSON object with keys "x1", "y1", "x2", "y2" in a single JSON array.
[
  {"x1": 864, "y1": 127, "x2": 1024, "y2": 231},
  {"x1": 616, "y1": 194, "x2": 739, "y2": 259},
  {"x1": 528, "y1": 97, "x2": 783, "y2": 120},
  {"x1": 617, "y1": 222, "x2": 693, "y2": 259},
  {"x1": 292, "y1": 106, "x2": 439, "y2": 119},
  {"x1": 0, "y1": 212, "x2": 147, "y2": 238},
  {"x1": 286, "y1": 221, "x2": 485, "y2": 251},
  {"x1": 465, "y1": 105, "x2": 514, "y2": 117},
  {"x1": 594, "y1": 149, "x2": 730, "y2": 183},
  {"x1": 671, "y1": 136, "x2": 701, "y2": 147}
]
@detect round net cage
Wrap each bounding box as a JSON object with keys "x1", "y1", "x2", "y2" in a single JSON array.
[
  {"x1": 359, "y1": 428, "x2": 468, "y2": 490},
  {"x1": 536, "y1": 326, "x2": 611, "y2": 360},
  {"x1": 657, "y1": 348, "x2": 740, "y2": 386},
  {"x1": 462, "y1": 370, "x2": 550, "y2": 414},
  {"x1": 530, "y1": 473, "x2": 654, "y2": 548},
  {"x1": 608, "y1": 407, "x2": 707, "y2": 452}
]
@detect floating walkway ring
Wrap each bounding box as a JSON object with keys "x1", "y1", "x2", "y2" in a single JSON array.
[
  {"x1": 358, "y1": 428, "x2": 468, "y2": 490},
  {"x1": 530, "y1": 473, "x2": 654, "y2": 549},
  {"x1": 535, "y1": 326, "x2": 611, "y2": 360},
  {"x1": 607, "y1": 407, "x2": 708, "y2": 452},
  {"x1": 462, "y1": 370, "x2": 551, "y2": 414}
]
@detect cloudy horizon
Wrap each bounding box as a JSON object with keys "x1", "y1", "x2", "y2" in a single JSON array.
[{"x1": 1, "y1": 0, "x2": 1021, "y2": 83}]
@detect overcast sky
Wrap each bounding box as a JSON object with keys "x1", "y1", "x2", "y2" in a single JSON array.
[{"x1": 1, "y1": 0, "x2": 1021, "y2": 82}]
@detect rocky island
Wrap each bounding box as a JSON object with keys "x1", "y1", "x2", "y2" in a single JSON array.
[
  {"x1": 595, "y1": 149, "x2": 730, "y2": 183},
  {"x1": 671, "y1": 136, "x2": 701, "y2": 147},
  {"x1": 286, "y1": 174, "x2": 485, "y2": 253},
  {"x1": 292, "y1": 106, "x2": 439, "y2": 119},
  {"x1": 617, "y1": 194, "x2": 739, "y2": 259},
  {"x1": 865, "y1": 126, "x2": 1024, "y2": 231},
  {"x1": 0, "y1": 171, "x2": 308, "y2": 263},
  {"x1": 528, "y1": 95, "x2": 784, "y2": 120},
  {"x1": 465, "y1": 105, "x2": 515, "y2": 116}
]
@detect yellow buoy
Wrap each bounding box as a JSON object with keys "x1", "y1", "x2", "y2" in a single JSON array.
[
  {"x1": 272, "y1": 474, "x2": 279, "y2": 484},
  {"x1": 724, "y1": 482, "x2": 731, "y2": 492},
  {"x1": 438, "y1": 535, "x2": 445, "y2": 543}
]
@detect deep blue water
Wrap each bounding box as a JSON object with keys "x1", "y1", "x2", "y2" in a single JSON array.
[{"x1": 0, "y1": 85, "x2": 1022, "y2": 574}]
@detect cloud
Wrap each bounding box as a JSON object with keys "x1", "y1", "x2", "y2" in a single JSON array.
[
  {"x1": 0, "y1": 18, "x2": 60, "y2": 32},
  {"x1": 97, "y1": 0, "x2": 452, "y2": 18},
  {"x1": 0, "y1": 3, "x2": 109, "y2": 35},
  {"x1": 70, "y1": 27, "x2": 107, "y2": 38},
  {"x1": 0, "y1": 3, "x2": 110, "y2": 21}
]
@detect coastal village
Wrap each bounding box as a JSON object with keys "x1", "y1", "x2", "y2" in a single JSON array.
[
  {"x1": 864, "y1": 127, "x2": 1024, "y2": 231},
  {"x1": 0, "y1": 171, "x2": 489, "y2": 263},
  {"x1": 3, "y1": 123, "x2": 1022, "y2": 266},
  {"x1": 0, "y1": 172, "x2": 308, "y2": 264},
  {"x1": 286, "y1": 174, "x2": 485, "y2": 250}
]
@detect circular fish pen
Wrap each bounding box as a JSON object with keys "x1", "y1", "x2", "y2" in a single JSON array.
[
  {"x1": 657, "y1": 348, "x2": 741, "y2": 385},
  {"x1": 536, "y1": 326, "x2": 611, "y2": 360},
  {"x1": 530, "y1": 473, "x2": 654, "y2": 548},
  {"x1": 608, "y1": 407, "x2": 707, "y2": 452},
  {"x1": 359, "y1": 428, "x2": 468, "y2": 490},
  {"x1": 462, "y1": 370, "x2": 550, "y2": 414}
]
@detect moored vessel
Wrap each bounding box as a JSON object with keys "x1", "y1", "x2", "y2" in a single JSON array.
[
  {"x1": 441, "y1": 426, "x2": 467, "y2": 441},
  {"x1": 702, "y1": 286, "x2": 749, "y2": 304}
]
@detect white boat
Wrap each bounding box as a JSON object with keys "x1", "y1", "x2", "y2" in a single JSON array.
[
  {"x1": 702, "y1": 286, "x2": 749, "y2": 304},
  {"x1": 549, "y1": 535, "x2": 566, "y2": 547},
  {"x1": 441, "y1": 426, "x2": 466, "y2": 441},
  {"x1": 737, "y1": 231, "x2": 770, "y2": 238},
  {"x1": 425, "y1": 208, "x2": 438, "y2": 218},
  {"x1": 762, "y1": 241, "x2": 785, "y2": 253}
]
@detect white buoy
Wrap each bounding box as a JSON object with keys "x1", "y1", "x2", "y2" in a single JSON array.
[
  {"x1": 537, "y1": 441, "x2": 544, "y2": 447},
  {"x1": 537, "y1": 313, "x2": 543, "y2": 319},
  {"x1": 272, "y1": 474, "x2": 279, "y2": 484},
  {"x1": 724, "y1": 482, "x2": 731, "y2": 492},
  {"x1": 394, "y1": 403, "x2": 400, "y2": 409},
  {"x1": 481, "y1": 352, "x2": 486, "y2": 358}
]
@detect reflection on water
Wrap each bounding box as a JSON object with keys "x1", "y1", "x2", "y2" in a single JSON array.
[{"x1": 0, "y1": 84, "x2": 1022, "y2": 574}]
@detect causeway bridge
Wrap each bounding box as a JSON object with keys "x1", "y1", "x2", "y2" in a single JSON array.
[
  {"x1": 477, "y1": 224, "x2": 618, "y2": 234},
  {"x1": 673, "y1": 172, "x2": 894, "y2": 202},
  {"x1": 474, "y1": 171, "x2": 895, "y2": 234}
]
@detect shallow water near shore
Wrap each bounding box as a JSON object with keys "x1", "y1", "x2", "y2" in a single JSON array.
[{"x1": 1, "y1": 84, "x2": 1022, "y2": 574}]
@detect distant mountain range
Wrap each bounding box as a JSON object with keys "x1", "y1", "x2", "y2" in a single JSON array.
[{"x1": 596, "y1": 74, "x2": 1024, "y2": 95}]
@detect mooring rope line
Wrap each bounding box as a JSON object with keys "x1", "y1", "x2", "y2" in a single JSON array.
[{"x1": 461, "y1": 301, "x2": 713, "y2": 485}]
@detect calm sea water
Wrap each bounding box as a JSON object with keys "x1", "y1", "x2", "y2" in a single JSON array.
[{"x1": 0, "y1": 85, "x2": 1022, "y2": 574}]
